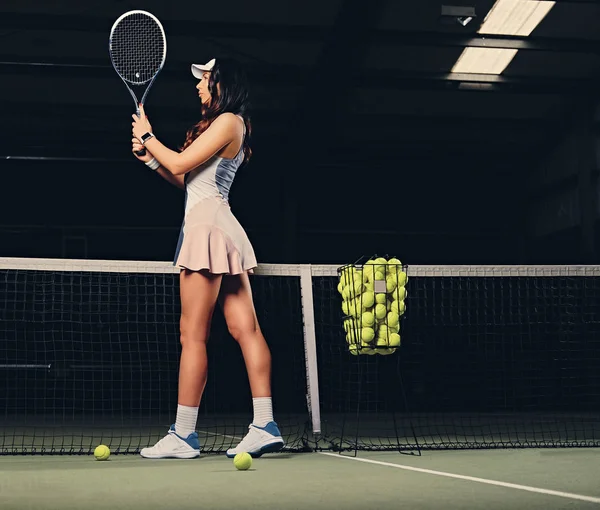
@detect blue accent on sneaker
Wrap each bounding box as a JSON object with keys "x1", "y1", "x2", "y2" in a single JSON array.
[
  {"x1": 255, "y1": 421, "x2": 282, "y2": 437},
  {"x1": 251, "y1": 441, "x2": 284, "y2": 458},
  {"x1": 225, "y1": 421, "x2": 284, "y2": 458},
  {"x1": 169, "y1": 424, "x2": 200, "y2": 450}
]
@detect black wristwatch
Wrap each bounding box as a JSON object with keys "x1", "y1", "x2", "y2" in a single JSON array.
[{"x1": 140, "y1": 132, "x2": 155, "y2": 145}]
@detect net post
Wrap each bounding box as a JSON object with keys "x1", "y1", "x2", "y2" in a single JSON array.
[{"x1": 299, "y1": 264, "x2": 322, "y2": 438}]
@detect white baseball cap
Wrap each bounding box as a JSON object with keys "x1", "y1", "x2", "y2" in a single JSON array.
[{"x1": 191, "y1": 58, "x2": 216, "y2": 79}]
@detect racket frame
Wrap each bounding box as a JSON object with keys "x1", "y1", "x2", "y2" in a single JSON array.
[{"x1": 109, "y1": 10, "x2": 167, "y2": 156}]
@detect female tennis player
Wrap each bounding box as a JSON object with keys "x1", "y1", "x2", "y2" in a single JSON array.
[{"x1": 130, "y1": 57, "x2": 284, "y2": 459}]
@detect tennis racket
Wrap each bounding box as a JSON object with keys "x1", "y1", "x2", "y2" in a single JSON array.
[{"x1": 109, "y1": 10, "x2": 167, "y2": 156}]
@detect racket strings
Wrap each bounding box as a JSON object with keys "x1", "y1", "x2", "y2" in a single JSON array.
[{"x1": 110, "y1": 13, "x2": 165, "y2": 85}]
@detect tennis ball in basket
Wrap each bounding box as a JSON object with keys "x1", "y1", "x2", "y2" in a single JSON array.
[
  {"x1": 234, "y1": 452, "x2": 252, "y2": 471},
  {"x1": 389, "y1": 333, "x2": 401, "y2": 347},
  {"x1": 397, "y1": 271, "x2": 408, "y2": 287},
  {"x1": 374, "y1": 303, "x2": 387, "y2": 320},
  {"x1": 375, "y1": 293, "x2": 386, "y2": 304},
  {"x1": 387, "y1": 312, "x2": 399, "y2": 328},
  {"x1": 346, "y1": 322, "x2": 360, "y2": 343},
  {"x1": 361, "y1": 311, "x2": 375, "y2": 327},
  {"x1": 337, "y1": 282, "x2": 344, "y2": 295},
  {"x1": 342, "y1": 285, "x2": 357, "y2": 300},
  {"x1": 386, "y1": 275, "x2": 397, "y2": 293},
  {"x1": 341, "y1": 300, "x2": 349, "y2": 316},
  {"x1": 376, "y1": 335, "x2": 389, "y2": 347},
  {"x1": 361, "y1": 291, "x2": 375, "y2": 309},
  {"x1": 94, "y1": 445, "x2": 110, "y2": 461},
  {"x1": 362, "y1": 263, "x2": 375, "y2": 282},
  {"x1": 390, "y1": 300, "x2": 406, "y2": 316},
  {"x1": 361, "y1": 327, "x2": 375, "y2": 342},
  {"x1": 350, "y1": 299, "x2": 362, "y2": 318},
  {"x1": 377, "y1": 325, "x2": 389, "y2": 340},
  {"x1": 374, "y1": 257, "x2": 387, "y2": 271},
  {"x1": 393, "y1": 286, "x2": 407, "y2": 301},
  {"x1": 387, "y1": 258, "x2": 401, "y2": 266},
  {"x1": 374, "y1": 270, "x2": 385, "y2": 281}
]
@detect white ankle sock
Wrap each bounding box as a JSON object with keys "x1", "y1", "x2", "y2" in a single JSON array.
[
  {"x1": 252, "y1": 397, "x2": 274, "y2": 427},
  {"x1": 175, "y1": 404, "x2": 198, "y2": 438}
]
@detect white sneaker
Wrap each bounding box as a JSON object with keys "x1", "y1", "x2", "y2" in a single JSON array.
[
  {"x1": 226, "y1": 421, "x2": 284, "y2": 458},
  {"x1": 140, "y1": 425, "x2": 200, "y2": 459}
]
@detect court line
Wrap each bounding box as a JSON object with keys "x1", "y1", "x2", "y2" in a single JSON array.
[{"x1": 318, "y1": 452, "x2": 600, "y2": 504}]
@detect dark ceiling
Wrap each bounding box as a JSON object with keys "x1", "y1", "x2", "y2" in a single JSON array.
[{"x1": 1, "y1": 0, "x2": 599, "y2": 263}]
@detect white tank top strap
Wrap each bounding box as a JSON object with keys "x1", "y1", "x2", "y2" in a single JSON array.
[{"x1": 236, "y1": 114, "x2": 246, "y2": 136}]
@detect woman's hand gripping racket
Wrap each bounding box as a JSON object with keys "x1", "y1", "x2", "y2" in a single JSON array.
[{"x1": 109, "y1": 10, "x2": 166, "y2": 156}]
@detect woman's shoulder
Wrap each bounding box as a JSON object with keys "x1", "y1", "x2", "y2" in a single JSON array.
[
  {"x1": 214, "y1": 112, "x2": 241, "y2": 124},
  {"x1": 210, "y1": 112, "x2": 244, "y2": 134}
]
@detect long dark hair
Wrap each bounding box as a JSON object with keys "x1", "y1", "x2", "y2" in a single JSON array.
[{"x1": 180, "y1": 57, "x2": 252, "y2": 163}]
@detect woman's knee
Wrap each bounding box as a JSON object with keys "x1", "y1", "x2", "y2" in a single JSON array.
[
  {"x1": 227, "y1": 319, "x2": 259, "y2": 344},
  {"x1": 179, "y1": 314, "x2": 211, "y2": 347}
]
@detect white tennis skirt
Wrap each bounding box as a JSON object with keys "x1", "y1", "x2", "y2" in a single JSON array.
[{"x1": 173, "y1": 196, "x2": 257, "y2": 275}]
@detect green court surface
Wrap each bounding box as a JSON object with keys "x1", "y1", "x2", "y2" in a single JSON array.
[{"x1": 2, "y1": 449, "x2": 599, "y2": 510}]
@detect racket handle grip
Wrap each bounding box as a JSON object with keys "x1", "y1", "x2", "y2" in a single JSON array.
[{"x1": 134, "y1": 108, "x2": 147, "y2": 156}]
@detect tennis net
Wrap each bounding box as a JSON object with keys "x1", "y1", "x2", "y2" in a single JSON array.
[{"x1": 1, "y1": 258, "x2": 599, "y2": 454}]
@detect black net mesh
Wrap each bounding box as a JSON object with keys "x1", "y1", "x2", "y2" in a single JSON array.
[
  {"x1": 2, "y1": 260, "x2": 600, "y2": 455},
  {"x1": 0, "y1": 263, "x2": 310, "y2": 454},
  {"x1": 314, "y1": 266, "x2": 600, "y2": 451}
]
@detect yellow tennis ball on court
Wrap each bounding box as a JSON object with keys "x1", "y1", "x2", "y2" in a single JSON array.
[
  {"x1": 234, "y1": 452, "x2": 252, "y2": 470},
  {"x1": 374, "y1": 303, "x2": 387, "y2": 319},
  {"x1": 94, "y1": 445, "x2": 110, "y2": 461}
]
